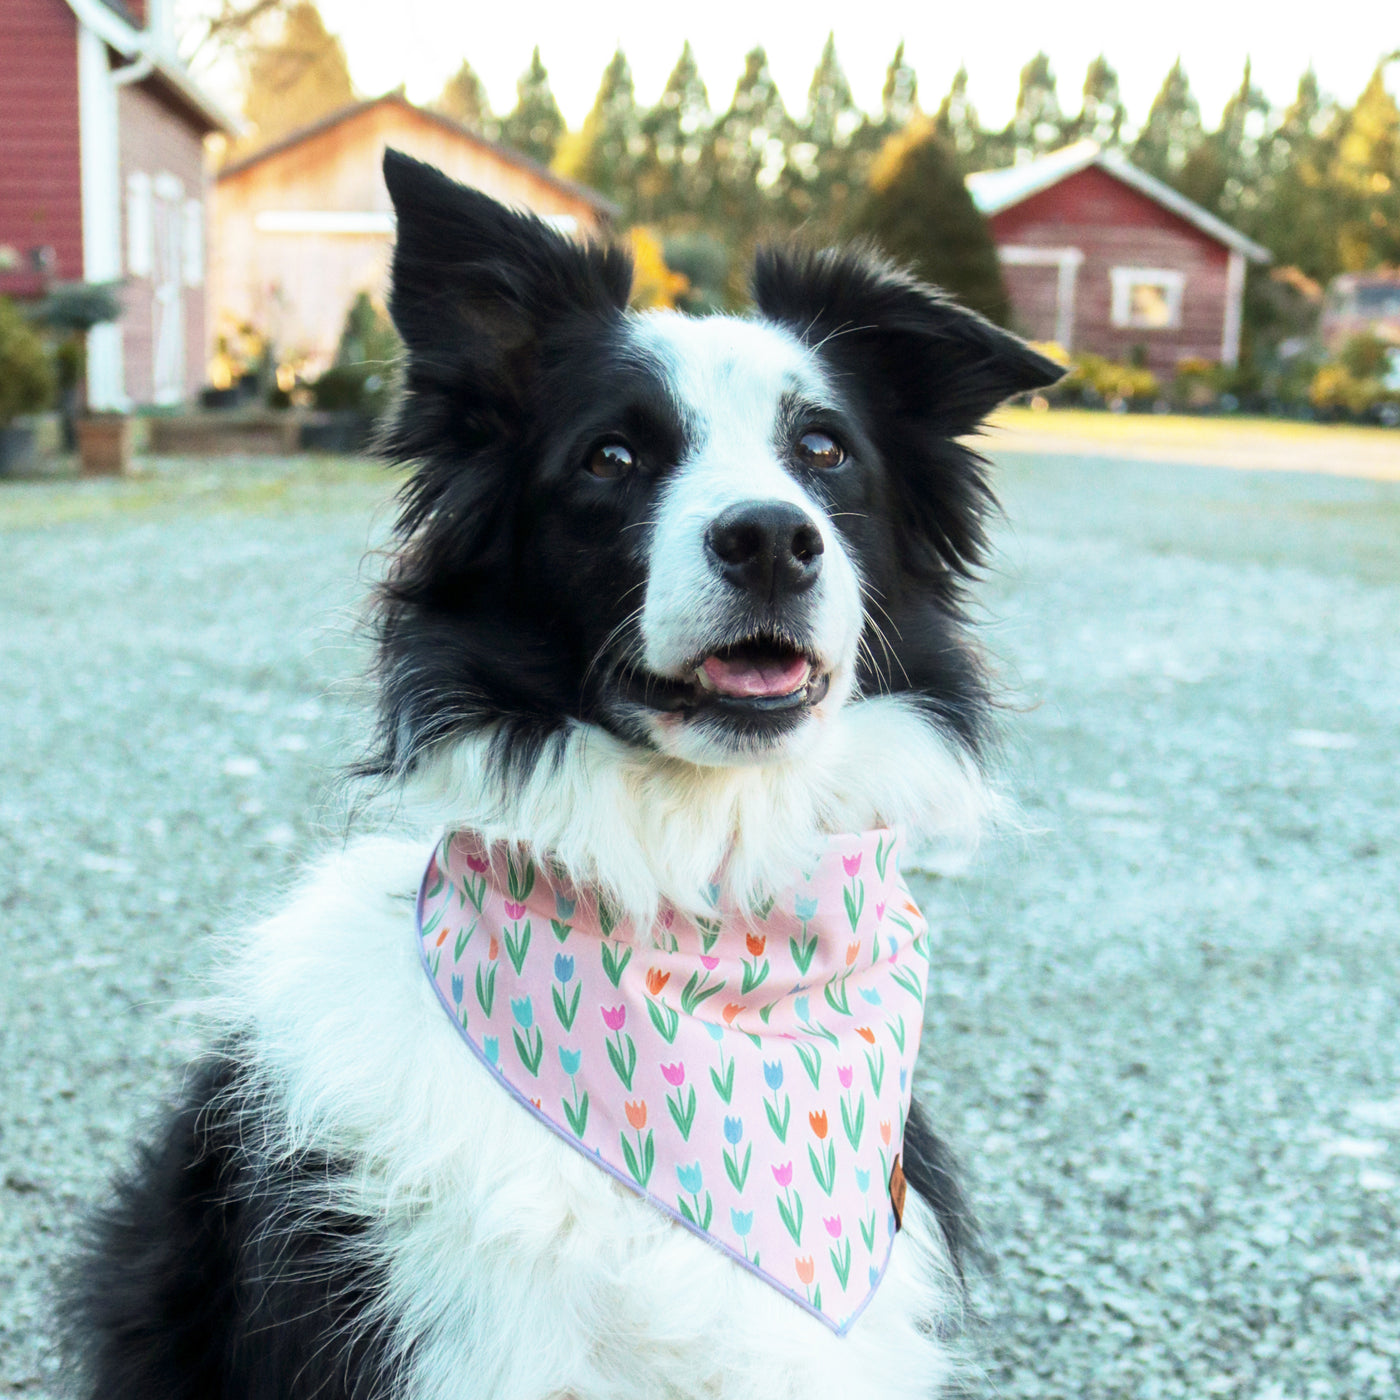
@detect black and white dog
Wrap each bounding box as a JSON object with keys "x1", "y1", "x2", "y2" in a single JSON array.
[{"x1": 65, "y1": 152, "x2": 1060, "y2": 1399}]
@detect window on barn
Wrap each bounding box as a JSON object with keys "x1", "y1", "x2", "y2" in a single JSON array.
[{"x1": 1109, "y1": 268, "x2": 1185, "y2": 330}]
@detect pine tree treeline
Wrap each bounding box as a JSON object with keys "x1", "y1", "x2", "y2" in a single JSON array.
[{"x1": 440, "y1": 42, "x2": 1397, "y2": 314}]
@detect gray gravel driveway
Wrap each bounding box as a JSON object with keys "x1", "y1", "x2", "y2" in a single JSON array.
[{"x1": 2, "y1": 447, "x2": 1397, "y2": 1398}]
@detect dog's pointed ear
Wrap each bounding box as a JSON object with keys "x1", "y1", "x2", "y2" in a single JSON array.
[
  {"x1": 751, "y1": 246, "x2": 1064, "y2": 434},
  {"x1": 382, "y1": 149, "x2": 632, "y2": 421}
]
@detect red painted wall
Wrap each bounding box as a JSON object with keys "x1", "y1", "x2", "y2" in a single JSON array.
[
  {"x1": 118, "y1": 79, "x2": 210, "y2": 403},
  {"x1": 0, "y1": 0, "x2": 82, "y2": 298},
  {"x1": 989, "y1": 164, "x2": 1231, "y2": 372}
]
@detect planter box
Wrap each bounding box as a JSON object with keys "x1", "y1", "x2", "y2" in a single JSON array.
[
  {"x1": 77, "y1": 414, "x2": 135, "y2": 475},
  {"x1": 146, "y1": 410, "x2": 301, "y2": 456}
]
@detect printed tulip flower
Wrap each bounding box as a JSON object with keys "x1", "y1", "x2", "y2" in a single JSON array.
[
  {"x1": 823, "y1": 1215, "x2": 843, "y2": 1238},
  {"x1": 730, "y1": 1208, "x2": 754, "y2": 1238},
  {"x1": 855, "y1": 1166, "x2": 871, "y2": 1191},
  {"x1": 842, "y1": 853, "x2": 862, "y2": 877},
  {"x1": 503, "y1": 900, "x2": 526, "y2": 921},
  {"x1": 625, "y1": 1099, "x2": 647, "y2": 1130},
  {"x1": 510, "y1": 996, "x2": 533, "y2": 1029},
  {"x1": 645, "y1": 967, "x2": 670, "y2": 995},
  {"x1": 450, "y1": 974, "x2": 464, "y2": 1005},
  {"x1": 772, "y1": 1160, "x2": 794, "y2": 1187},
  {"x1": 794, "y1": 895, "x2": 819, "y2": 922},
  {"x1": 845, "y1": 942, "x2": 860, "y2": 967},
  {"x1": 554, "y1": 892, "x2": 576, "y2": 920},
  {"x1": 795, "y1": 1256, "x2": 816, "y2": 1285},
  {"x1": 722, "y1": 1002, "x2": 742, "y2": 1025},
  {"x1": 838, "y1": 1065, "x2": 854, "y2": 1089},
  {"x1": 856, "y1": 1026, "x2": 876, "y2": 1044},
  {"x1": 558, "y1": 1046, "x2": 581, "y2": 1076},
  {"x1": 487, "y1": 936, "x2": 499, "y2": 962},
  {"x1": 601, "y1": 1005, "x2": 626, "y2": 1032},
  {"x1": 880, "y1": 1120, "x2": 892, "y2": 1145},
  {"x1": 676, "y1": 1161, "x2": 703, "y2": 1194},
  {"x1": 763, "y1": 1060, "x2": 784, "y2": 1090},
  {"x1": 700, "y1": 955, "x2": 719, "y2": 971},
  {"x1": 465, "y1": 853, "x2": 490, "y2": 874},
  {"x1": 661, "y1": 1062, "x2": 686, "y2": 1086},
  {"x1": 483, "y1": 1036, "x2": 498, "y2": 1065},
  {"x1": 723, "y1": 1116, "x2": 743, "y2": 1145},
  {"x1": 809, "y1": 1110, "x2": 828, "y2": 1140},
  {"x1": 553, "y1": 953, "x2": 574, "y2": 982},
  {"x1": 745, "y1": 932, "x2": 766, "y2": 957}
]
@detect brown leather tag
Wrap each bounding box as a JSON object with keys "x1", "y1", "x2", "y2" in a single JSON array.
[{"x1": 889, "y1": 1154, "x2": 907, "y2": 1231}]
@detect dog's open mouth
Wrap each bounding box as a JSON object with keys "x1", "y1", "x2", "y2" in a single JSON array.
[{"x1": 631, "y1": 637, "x2": 832, "y2": 716}]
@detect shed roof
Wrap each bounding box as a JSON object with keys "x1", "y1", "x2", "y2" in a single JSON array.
[
  {"x1": 219, "y1": 93, "x2": 620, "y2": 221},
  {"x1": 967, "y1": 140, "x2": 1271, "y2": 264}
]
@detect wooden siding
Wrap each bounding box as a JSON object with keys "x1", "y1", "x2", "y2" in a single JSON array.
[
  {"x1": 989, "y1": 165, "x2": 1230, "y2": 372},
  {"x1": 0, "y1": 0, "x2": 82, "y2": 298},
  {"x1": 118, "y1": 78, "x2": 209, "y2": 403},
  {"x1": 213, "y1": 98, "x2": 612, "y2": 367}
]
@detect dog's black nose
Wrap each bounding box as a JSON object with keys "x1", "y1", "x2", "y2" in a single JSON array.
[{"x1": 705, "y1": 501, "x2": 824, "y2": 600}]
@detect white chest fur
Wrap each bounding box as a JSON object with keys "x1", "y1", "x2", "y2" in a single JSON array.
[{"x1": 226, "y1": 836, "x2": 963, "y2": 1400}]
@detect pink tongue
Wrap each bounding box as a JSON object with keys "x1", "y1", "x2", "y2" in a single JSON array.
[{"x1": 701, "y1": 652, "x2": 812, "y2": 699}]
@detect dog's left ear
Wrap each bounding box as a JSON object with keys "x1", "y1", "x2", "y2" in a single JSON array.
[{"x1": 751, "y1": 245, "x2": 1064, "y2": 435}]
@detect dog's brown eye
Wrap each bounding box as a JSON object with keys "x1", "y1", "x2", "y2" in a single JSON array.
[
  {"x1": 587, "y1": 442, "x2": 635, "y2": 479},
  {"x1": 796, "y1": 431, "x2": 844, "y2": 470}
]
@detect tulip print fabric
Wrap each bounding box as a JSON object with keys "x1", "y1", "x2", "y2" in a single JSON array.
[{"x1": 417, "y1": 828, "x2": 931, "y2": 1334}]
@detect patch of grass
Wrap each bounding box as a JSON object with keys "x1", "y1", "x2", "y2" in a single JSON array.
[{"x1": 0, "y1": 455, "x2": 403, "y2": 531}]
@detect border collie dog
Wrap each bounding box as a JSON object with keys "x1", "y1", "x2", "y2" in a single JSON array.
[{"x1": 66, "y1": 151, "x2": 1060, "y2": 1400}]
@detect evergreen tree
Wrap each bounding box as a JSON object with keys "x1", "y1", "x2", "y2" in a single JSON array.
[
  {"x1": 560, "y1": 48, "x2": 643, "y2": 216},
  {"x1": 434, "y1": 60, "x2": 495, "y2": 138},
  {"x1": 1005, "y1": 52, "x2": 1064, "y2": 162},
  {"x1": 1178, "y1": 59, "x2": 1270, "y2": 219},
  {"x1": 1132, "y1": 58, "x2": 1203, "y2": 182},
  {"x1": 787, "y1": 34, "x2": 863, "y2": 233},
  {"x1": 239, "y1": 1, "x2": 354, "y2": 151},
  {"x1": 635, "y1": 42, "x2": 713, "y2": 223},
  {"x1": 1257, "y1": 69, "x2": 1342, "y2": 280},
  {"x1": 880, "y1": 41, "x2": 919, "y2": 130},
  {"x1": 1333, "y1": 60, "x2": 1400, "y2": 269},
  {"x1": 1074, "y1": 55, "x2": 1126, "y2": 147},
  {"x1": 848, "y1": 118, "x2": 1010, "y2": 324},
  {"x1": 709, "y1": 47, "x2": 793, "y2": 241},
  {"x1": 932, "y1": 65, "x2": 984, "y2": 167},
  {"x1": 501, "y1": 47, "x2": 565, "y2": 166}
]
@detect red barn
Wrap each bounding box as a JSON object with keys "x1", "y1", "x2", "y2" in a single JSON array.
[
  {"x1": 0, "y1": 0, "x2": 235, "y2": 409},
  {"x1": 968, "y1": 141, "x2": 1271, "y2": 373}
]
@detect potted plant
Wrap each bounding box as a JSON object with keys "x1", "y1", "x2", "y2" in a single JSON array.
[
  {"x1": 0, "y1": 295, "x2": 56, "y2": 476},
  {"x1": 33, "y1": 281, "x2": 128, "y2": 474}
]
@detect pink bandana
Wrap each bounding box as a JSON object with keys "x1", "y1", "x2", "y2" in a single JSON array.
[{"x1": 417, "y1": 829, "x2": 930, "y2": 1334}]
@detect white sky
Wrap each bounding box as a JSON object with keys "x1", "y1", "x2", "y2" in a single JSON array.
[{"x1": 186, "y1": 0, "x2": 1398, "y2": 130}]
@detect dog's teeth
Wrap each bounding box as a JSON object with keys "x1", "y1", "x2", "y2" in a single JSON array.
[{"x1": 693, "y1": 668, "x2": 717, "y2": 692}]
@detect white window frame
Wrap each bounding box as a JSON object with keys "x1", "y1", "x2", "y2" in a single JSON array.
[
  {"x1": 181, "y1": 198, "x2": 204, "y2": 287},
  {"x1": 1109, "y1": 267, "x2": 1185, "y2": 331},
  {"x1": 126, "y1": 171, "x2": 153, "y2": 278},
  {"x1": 998, "y1": 244, "x2": 1084, "y2": 350}
]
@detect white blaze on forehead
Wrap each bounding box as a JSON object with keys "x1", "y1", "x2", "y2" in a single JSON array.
[{"x1": 625, "y1": 310, "x2": 866, "y2": 733}]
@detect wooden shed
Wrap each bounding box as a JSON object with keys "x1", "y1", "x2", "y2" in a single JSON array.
[
  {"x1": 968, "y1": 141, "x2": 1271, "y2": 372},
  {"x1": 0, "y1": 0, "x2": 235, "y2": 408},
  {"x1": 212, "y1": 94, "x2": 618, "y2": 371}
]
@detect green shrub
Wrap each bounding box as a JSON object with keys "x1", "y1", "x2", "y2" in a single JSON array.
[{"x1": 0, "y1": 296, "x2": 56, "y2": 426}]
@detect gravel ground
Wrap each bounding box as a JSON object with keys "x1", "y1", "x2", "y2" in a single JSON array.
[{"x1": 2, "y1": 448, "x2": 1397, "y2": 1397}]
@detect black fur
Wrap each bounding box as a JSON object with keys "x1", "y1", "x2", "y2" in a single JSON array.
[{"x1": 63, "y1": 1055, "x2": 396, "y2": 1400}]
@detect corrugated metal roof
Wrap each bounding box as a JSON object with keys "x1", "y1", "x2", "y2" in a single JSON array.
[{"x1": 967, "y1": 140, "x2": 1271, "y2": 264}]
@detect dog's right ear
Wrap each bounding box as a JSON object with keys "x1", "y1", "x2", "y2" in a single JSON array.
[{"x1": 382, "y1": 149, "x2": 632, "y2": 435}]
